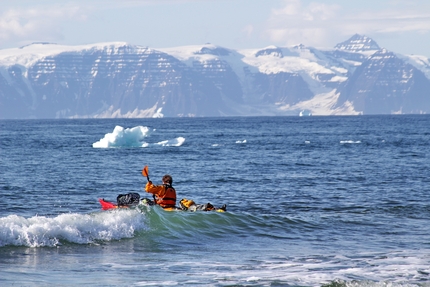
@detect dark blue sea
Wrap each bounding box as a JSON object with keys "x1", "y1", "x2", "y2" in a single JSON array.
[{"x1": 1, "y1": 116, "x2": 430, "y2": 286}]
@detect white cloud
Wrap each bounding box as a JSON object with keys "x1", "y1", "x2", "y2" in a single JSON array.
[
  {"x1": 265, "y1": 0, "x2": 430, "y2": 48},
  {"x1": 353, "y1": 10, "x2": 430, "y2": 33},
  {"x1": 243, "y1": 24, "x2": 254, "y2": 37},
  {"x1": 0, "y1": 4, "x2": 86, "y2": 47},
  {"x1": 266, "y1": 0, "x2": 340, "y2": 47},
  {"x1": 272, "y1": 0, "x2": 301, "y2": 16}
]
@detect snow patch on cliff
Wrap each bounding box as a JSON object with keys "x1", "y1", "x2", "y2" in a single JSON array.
[
  {"x1": 278, "y1": 90, "x2": 360, "y2": 115},
  {"x1": 0, "y1": 42, "x2": 131, "y2": 68}
]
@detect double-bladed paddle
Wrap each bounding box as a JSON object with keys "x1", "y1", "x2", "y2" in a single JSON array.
[
  {"x1": 142, "y1": 165, "x2": 156, "y2": 203},
  {"x1": 142, "y1": 165, "x2": 150, "y2": 182}
]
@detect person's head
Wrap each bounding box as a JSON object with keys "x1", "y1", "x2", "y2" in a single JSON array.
[{"x1": 162, "y1": 174, "x2": 173, "y2": 185}]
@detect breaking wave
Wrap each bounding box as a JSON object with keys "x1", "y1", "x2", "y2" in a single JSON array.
[{"x1": 0, "y1": 210, "x2": 147, "y2": 247}]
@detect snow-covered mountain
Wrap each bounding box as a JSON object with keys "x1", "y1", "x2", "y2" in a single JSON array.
[{"x1": 1, "y1": 34, "x2": 429, "y2": 119}]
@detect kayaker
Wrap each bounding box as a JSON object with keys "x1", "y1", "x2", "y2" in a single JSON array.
[
  {"x1": 109, "y1": 172, "x2": 226, "y2": 211},
  {"x1": 145, "y1": 174, "x2": 177, "y2": 209}
]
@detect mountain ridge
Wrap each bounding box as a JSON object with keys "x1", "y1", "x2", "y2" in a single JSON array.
[{"x1": 1, "y1": 34, "x2": 429, "y2": 119}]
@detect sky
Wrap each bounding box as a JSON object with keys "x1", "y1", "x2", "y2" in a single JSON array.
[{"x1": 1, "y1": 0, "x2": 430, "y2": 57}]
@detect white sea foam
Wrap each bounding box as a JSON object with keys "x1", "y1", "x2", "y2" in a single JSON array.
[
  {"x1": 145, "y1": 251, "x2": 430, "y2": 286},
  {"x1": 92, "y1": 126, "x2": 185, "y2": 148},
  {"x1": 235, "y1": 140, "x2": 247, "y2": 144},
  {"x1": 0, "y1": 210, "x2": 146, "y2": 247}
]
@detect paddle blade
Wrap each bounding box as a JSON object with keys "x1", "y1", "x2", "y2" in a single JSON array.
[{"x1": 142, "y1": 165, "x2": 149, "y2": 177}]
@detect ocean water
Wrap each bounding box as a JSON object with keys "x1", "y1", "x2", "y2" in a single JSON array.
[{"x1": 1, "y1": 115, "x2": 429, "y2": 286}]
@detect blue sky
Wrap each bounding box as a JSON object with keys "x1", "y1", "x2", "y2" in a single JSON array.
[{"x1": 1, "y1": 0, "x2": 430, "y2": 56}]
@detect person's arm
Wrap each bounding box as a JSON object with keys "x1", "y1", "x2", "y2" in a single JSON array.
[{"x1": 145, "y1": 181, "x2": 165, "y2": 197}]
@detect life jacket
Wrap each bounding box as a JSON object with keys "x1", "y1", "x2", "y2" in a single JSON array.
[{"x1": 155, "y1": 184, "x2": 176, "y2": 208}]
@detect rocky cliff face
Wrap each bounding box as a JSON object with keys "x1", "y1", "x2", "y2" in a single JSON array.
[
  {"x1": 336, "y1": 49, "x2": 430, "y2": 114},
  {"x1": 334, "y1": 34, "x2": 381, "y2": 52},
  {"x1": 13, "y1": 45, "x2": 241, "y2": 118},
  {"x1": 0, "y1": 35, "x2": 429, "y2": 119}
]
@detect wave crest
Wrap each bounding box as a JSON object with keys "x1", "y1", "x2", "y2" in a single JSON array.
[{"x1": 0, "y1": 210, "x2": 147, "y2": 247}]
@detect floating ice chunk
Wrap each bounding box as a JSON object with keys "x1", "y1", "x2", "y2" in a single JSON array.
[
  {"x1": 340, "y1": 140, "x2": 361, "y2": 144},
  {"x1": 92, "y1": 125, "x2": 151, "y2": 148},
  {"x1": 155, "y1": 137, "x2": 186, "y2": 147}
]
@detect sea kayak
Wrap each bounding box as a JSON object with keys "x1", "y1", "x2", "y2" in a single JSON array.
[{"x1": 98, "y1": 198, "x2": 226, "y2": 212}]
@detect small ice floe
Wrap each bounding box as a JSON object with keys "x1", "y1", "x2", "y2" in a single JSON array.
[
  {"x1": 155, "y1": 137, "x2": 186, "y2": 147},
  {"x1": 299, "y1": 109, "x2": 312, "y2": 116},
  {"x1": 92, "y1": 126, "x2": 185, "y2": 148},
  {"x1": 340, "y1": 140, "x2": 361, "y2": 144},
  {"x1": 92, "y1": 126, "x2": 151, "y2": 148}
]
